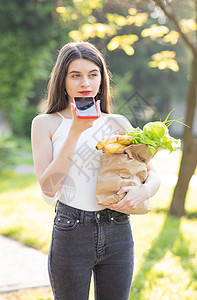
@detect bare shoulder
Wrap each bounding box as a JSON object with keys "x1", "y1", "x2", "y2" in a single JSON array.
[
  {"x1": 32, "y1": 113, "x2": 55, "y2": 126},
  {"x1": 32, "y1": 113, "x2": 61, "y2": 138}
]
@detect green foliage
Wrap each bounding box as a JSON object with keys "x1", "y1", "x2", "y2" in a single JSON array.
[
  {"x1": 111, "y1": 71, "x2": 133, "y2": 112},
  {"x1": 10, "y1": 104, "x2": 38, "y2": 137},
  {"x1": 0, "y1": 0, "x2": 53, "y2": 109},
  {"x1": 0, "y1": 133, "x2": 15, "y2": 171},
  {"x1": 0, "y1": 134, "x2": 33, "y2": 172},
  {"x1": 0, "y1": 0, "x2": 70, "y2": 135},
  {"x1": 57, "y1": 0, "x2": 189, "y2": 122}
]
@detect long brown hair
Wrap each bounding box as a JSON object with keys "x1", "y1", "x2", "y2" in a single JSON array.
[{"x1": 45, "y1": 41, "x2": 111, "y2": 114}]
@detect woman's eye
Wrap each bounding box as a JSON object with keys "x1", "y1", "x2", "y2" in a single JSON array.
[
  {"x1": 72, "y1": 74, "x2": 80, "y2": 78},
  {"x1": 90, "y1": 73, "x2": 97, "y2": 77}
]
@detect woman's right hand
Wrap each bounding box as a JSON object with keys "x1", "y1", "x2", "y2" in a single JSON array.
[{"x1": 70, "y1": 100, "x2": 101, "y2": 134}]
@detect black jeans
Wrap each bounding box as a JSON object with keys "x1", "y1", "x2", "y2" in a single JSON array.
[{"x1": 48, "y1": 201, "x2": 134, "y2": 300}]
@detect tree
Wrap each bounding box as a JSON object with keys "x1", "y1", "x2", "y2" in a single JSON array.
[
  {"x1": 57, "y1": 0, "x2": 187, "y2": 115},
  {"x1": 0, "y1": 0, "x2": 50, "y2": 110},
  {"x1": 0, "y1": 0, "x2": 68, "y2": 136},
  {"x1": 150, "y1": 0, "x2": 197, "y2": 216},
  {"x1": 56, "y1": 0, "x2": 197, "y2": 216}
]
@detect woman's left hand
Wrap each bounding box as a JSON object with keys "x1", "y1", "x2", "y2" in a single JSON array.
[
  {"x1": 109, "y1": 184, "x2": 150, "y2": 214},
  {"x1": 109, "y1": 162, "x2": 160, "y2": 214}
]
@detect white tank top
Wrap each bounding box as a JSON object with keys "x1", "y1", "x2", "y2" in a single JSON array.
[{"x1": 52, "y1": 112, "x2": 116, "y2": 211}]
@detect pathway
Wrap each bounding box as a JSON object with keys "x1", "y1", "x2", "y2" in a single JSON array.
[{"x1": 0, "y1": 235, "x2": 50, "y2": 293}]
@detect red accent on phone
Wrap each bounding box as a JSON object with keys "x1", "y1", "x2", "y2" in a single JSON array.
[{"x1": 73, "y1": 97, "x2": 99, "y2": 119}]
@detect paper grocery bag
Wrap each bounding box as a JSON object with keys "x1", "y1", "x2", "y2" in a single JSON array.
[{"x1": 96, "y1": 143, "x2": 156, "y2": 214}]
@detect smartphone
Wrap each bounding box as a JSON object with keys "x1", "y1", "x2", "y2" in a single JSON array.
[{"x1": 73, "y1": 97, "x2": 99, "y2": 119}]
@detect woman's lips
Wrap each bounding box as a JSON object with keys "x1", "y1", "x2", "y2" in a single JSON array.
[{"x1": 78, "y1": 91, "x2": 91, "y2": 96}]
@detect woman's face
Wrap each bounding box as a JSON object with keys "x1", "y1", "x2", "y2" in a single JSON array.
[{"x1": 65, "y1": 59, "x2": 102, "y2": 104}]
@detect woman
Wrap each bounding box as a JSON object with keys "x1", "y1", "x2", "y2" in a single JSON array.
[{"x1": 31, "y1": 41, "x2": 160, "y2": 300}]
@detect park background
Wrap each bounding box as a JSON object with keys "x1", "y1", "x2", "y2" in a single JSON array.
[{"x1": 0, "y1": 0, "x2": 197, "y2": 299}]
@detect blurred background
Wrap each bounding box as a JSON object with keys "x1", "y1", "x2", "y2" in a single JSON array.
[{"x1": 0, "y1": 0, "x2": 197, "y2": 299}]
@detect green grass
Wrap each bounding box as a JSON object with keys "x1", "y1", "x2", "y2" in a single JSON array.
[
  {"x1": 8, "y1": 135, "x2": 32, "y2": 153},
  {"x1": 0, "y1": 147, "x2": 197, "y2": 299},
  {"x1": 0, "y1": 171, "x2": 54, "y2": 253},
  {"x1": 130, "y1": 213, "x2": 197, "y2": 299},
  {"x1": 1, "y1": 135, "x2": 34, "y2": 169}
]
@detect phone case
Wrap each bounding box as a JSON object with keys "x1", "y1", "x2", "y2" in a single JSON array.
[{"x1": 73, "y1": 97, "x2": 99, "y2": 119}]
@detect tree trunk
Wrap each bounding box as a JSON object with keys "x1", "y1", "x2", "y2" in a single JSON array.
[{"x1": 170, "y1": 57, "x2": 197, "y2": 217}]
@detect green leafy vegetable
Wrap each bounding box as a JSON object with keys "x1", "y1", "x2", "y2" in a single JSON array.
[{"x1": 126, "y1": 109, "x2": 188, "y2": 155}]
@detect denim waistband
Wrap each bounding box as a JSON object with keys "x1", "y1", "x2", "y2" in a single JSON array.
[{"x1": 56, "y1": 200, "x2": 127, "y2": 223}]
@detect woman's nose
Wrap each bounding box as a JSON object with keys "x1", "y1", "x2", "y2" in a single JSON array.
[{"x1": 81, "y1": 76, "x2": 90, "y2": 87}]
